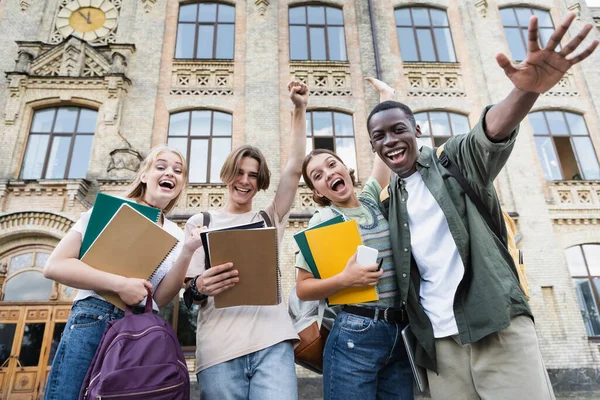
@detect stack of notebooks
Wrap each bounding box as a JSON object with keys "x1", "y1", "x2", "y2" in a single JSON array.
[
  {"x1": 200, "y1": 221, "x2": 281, "y2": 309},
  {"x1": 293, "y1": 216, "x2": 379, "y2": 305},
  {"x1": 79, "y1": 193, "x2": 179, "y2": 310}
]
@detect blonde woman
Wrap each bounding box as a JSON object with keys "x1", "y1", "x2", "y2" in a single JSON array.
[{"x1": 43, "y1": 145, "x2": 204, "y2": 400}]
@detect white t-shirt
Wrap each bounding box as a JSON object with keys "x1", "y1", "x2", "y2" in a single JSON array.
[
  {"x1": 404, "y1": 171, "x2": 465, "y2": 338},
  {"x1": 72, "y1": 208, "x2": 184, "y2": 310},
  {"x1": 185, "y1": 202, "x2": 299, "y2": 373}
]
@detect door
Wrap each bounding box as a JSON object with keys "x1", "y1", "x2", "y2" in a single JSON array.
[{"x1": 0, "y1": 305, "x2": 70, "y2": 400}]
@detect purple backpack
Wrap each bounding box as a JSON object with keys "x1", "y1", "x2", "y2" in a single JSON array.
[{"x1": 79, "y1": 294, "x2": 190, "y2": 399}]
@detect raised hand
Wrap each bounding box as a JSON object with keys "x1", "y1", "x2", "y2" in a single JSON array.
[
  {"x1": 496, "y1": 12, "x2": 598, "y2": 94},
  {"x1": 365, "y1": 77, "x2": 395, "y2": 101},
  {"x1": 288, "y1": 80, "x2": 309, "y2": 109}
]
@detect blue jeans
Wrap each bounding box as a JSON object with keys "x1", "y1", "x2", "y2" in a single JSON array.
[
  {"x1": 44, "y1": 297, "x2": 125, "y2": 400},
  {"x1": 323, "y1": 311, "x2": 414, "y2": 400},
  {"x1": 196, "y1": 341, "x2": 298, "y2": 400}
]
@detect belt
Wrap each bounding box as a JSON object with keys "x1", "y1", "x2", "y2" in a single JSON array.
[{"x1": 343, "y1": 305, "x2": 406, "y2": 324}]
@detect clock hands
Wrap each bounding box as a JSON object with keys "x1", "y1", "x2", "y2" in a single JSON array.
[{"x1": 76, "y1": 9, "x2": 91, "y2": 24}]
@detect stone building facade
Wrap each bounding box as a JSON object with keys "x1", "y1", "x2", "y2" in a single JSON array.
[{"x1": 0, "y1": 0, "x2": 599, "y2": 397}]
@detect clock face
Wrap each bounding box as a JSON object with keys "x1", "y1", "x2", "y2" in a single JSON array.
[{"x1": 56, "y1": 0, "x2": 118, "y2": 41}]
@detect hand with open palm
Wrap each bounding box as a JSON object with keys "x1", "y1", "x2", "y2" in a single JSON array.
[{"x1": 496, "y1": 12, "x2": 598, "y2": 94}]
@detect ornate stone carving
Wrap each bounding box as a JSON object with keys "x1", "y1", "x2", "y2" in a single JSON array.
[
  {"x1": 107, "y1": 148, "x2": 143, "y2": 178},
  {"x1": 19, "y1": 0, "x2": 31, "y2": 11},
  {"x1": 549, "y1": 181, "x2": 600, "y2": 225},
  {"x1": 290, "y1": 61, "x2": 352, "y2": 97},
  {"x1": 51, "y1": 0, "x2": 122, "y2": 45},
  {"x1": 543, "y1": 72, "x2": 578, "y2": 97},
  {"x1": 403, "y1": 62, "x2": 466, "y2": 97},
  {"x1": 141, "y1": 0, "x2": 157, "y2": 13},
  {"x1": 255, "y1": 0, "x2": 270, "y2": 15},
  {"x1": 170, "y1": 60, "x2": 234, "y2": 96},
  {"x1": 0, "y1": 211, "x2": 75, "y2": 237}
]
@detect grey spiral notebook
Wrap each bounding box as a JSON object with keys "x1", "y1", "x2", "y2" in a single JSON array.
[{"x1": 401, "y1": 324, "x2": 429, "y2": 393}]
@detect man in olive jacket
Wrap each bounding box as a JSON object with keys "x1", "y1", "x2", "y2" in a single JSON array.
[{"x1": 367, "y1": 13, "x2": 597, "y2": 400}]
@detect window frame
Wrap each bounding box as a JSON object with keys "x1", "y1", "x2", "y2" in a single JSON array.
[
  {"x1": 414, "y1": 110, "x2": 470, "y2": 148},
  {"x1": 500, "y1": 7, "x2": 556, "y2": 62},
  {"x1": 21, "y1": 107, "x2": 96, "y2": 180},
  {"x1": 288, "y1": 5, "x2": 348, "y2": 61},
  {"x1": 567, "y1": 244, "x2": 600, "y2": 340},
  {"x1": 175, "y1": 2, "x2": 236, "y2": 60},
  {"x1": 167, "y1": 110, "x2": 233, "y2": 184},
  {"x1": 394, "y1": 6, "x2": 457, "y2": 63},
  {"x1": 2, "y1": 247, "x2": 54, "y2": 302},
  {"x1": 530, "y1": 110, "x2": 600, "y2": 181}
]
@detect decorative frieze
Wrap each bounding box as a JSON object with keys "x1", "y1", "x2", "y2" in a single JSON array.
[
  {"x1": 543, "y1": 72, "x2": 578, "y2": 97},
  {"x1": 170, "y1": 60, "x2": 234, "y2": 96},
  {"x1": 2, "y1": 180, "x2": 90, "y2": 211},
  {"x1": 0, "y1": 211, "x2": 75, "y2": 236},
  {"x1": 403, "y1": 62, "x2": 466, "y2": 98},
  {"x1": 549, "y1": 181, "x2": 600, "y2": 225},
  {"x1": 290, "y1": 61, "x2": 352, "y2": 97}
]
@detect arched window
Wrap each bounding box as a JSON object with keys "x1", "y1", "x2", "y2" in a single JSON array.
[
  {"x1": 305, "y1": 110, "x2": 357, "y2": 174},
  {"x1": 167, "y1": 110, "x2": 233, "y2": 183},
  {"x1": 289, "y1": 5, "x2": 347, "y2": 61},
  {"x1": 2, "y1": 250, "x2": 54, "y2": 302},
  {"x1": 500, "y1": 7, "x2": 556, "y2": 62},
  {"x1": 175, "y1": 2, "x2": 235, "y2": 59},
  {"x1": 529, "y1": 111, "x2": 600, "y2": 180},
  {"x1": 414, "y1": 111, "x2": 470, "y2": 148},
  {"x1": 566, "y1": 244, "x2": 600, "y2": 337},
  {"x1": 20, "y1": 107, "x2": 97, "y2": 180},
  {"x1": 395, "y1": 7, "x2": 456, "y2": 62}
]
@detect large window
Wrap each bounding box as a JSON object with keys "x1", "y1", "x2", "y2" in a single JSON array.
[
  {"x1": 395, "y1": 7, "x2": 456, "y2": 62},
  {"x1": 566, "y1": 244, "x2": 600, "y2": 338},
  {"x1": 175, "y1": 2, "x2": 235, "y2": 59},
  {"x1": 306, "y1": 111, "x2": 357, "y2": 174},
  {"x1": 500, "y1": 7, "x2": 555, "y2": 62},
  {"x1": 21, "y1": 107, "x2": 96, "y2": 180},
  {"x1": 2, "y1": 250, "x2": 53, "y2": 302},
  {"x1": 289, "y1": 5, "x2": 347, "y2": 61},
  {"x1": 167, "y1": 110, "x2": 232, "y2": 183},
  {"x1": 414, "y1": 111, "x2": 469, "y2": 148},
  {"x1": 530, "y1": 111, "x2": 600, "y2": 181}
]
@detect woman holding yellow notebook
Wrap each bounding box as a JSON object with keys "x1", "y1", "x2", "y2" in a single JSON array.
[{"x1": 296, "y1": 78, "x2": 413, "y2": 400}]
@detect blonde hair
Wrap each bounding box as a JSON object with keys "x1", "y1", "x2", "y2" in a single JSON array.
[
  {"x1": 220, "y1": 145, "x2": 271, "y2": 191},
  {"x1": 124, "y1": 145, "x2": 188, "y2": 214}
]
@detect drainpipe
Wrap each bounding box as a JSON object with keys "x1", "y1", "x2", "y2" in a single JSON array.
[{"x1": 368, "y1": 0, "x2": 382, "y2": 80}]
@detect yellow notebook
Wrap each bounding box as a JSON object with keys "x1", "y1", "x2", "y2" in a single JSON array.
[{"x1": 305, "y1": 220, "x2": 379, "y2": 305}]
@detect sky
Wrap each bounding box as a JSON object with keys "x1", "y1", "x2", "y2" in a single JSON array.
[{"x1": 587, "y1": 0, "x2": 600, "y2": 7}]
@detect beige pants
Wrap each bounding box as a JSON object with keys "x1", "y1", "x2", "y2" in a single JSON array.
[{"x1": 427, "y1": 316, "x2": 555, "y2": 400}]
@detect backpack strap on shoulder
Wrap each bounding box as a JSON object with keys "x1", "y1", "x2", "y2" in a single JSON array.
[
  {"x1": 201, "y1": 211, "x2": 211, "y2": 227},
  {"x1": 258, "y1": 210, "x2": 273, "y2": 227}
]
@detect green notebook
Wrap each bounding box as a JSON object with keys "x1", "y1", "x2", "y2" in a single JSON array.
[
  {"x1": 79, "y1": 193, "x2": 161, "y2": 259},
  {"x1": 293, "y1": 214, "x2": 345, "y2": 279}
]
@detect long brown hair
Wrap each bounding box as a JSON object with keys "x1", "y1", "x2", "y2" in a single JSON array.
[
  {"x1": 220, "y1": 145, "x2": 271, "y2": 190},
  {"x1": 124, "y1": 145, "x2": 188, "y2": 214},
  {"x1": 301, "y1": 149, "x2": 356, "y2": 207}
]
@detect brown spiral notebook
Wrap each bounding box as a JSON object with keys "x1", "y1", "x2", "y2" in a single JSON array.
[
  {"x1": 206, "y1": 227, "x2": 280, "y2": 309},
  {"x1": 81, "y1": 204, "x2": 179, "y2": 310}
]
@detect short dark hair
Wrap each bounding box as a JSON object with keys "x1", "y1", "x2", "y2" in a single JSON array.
[{"x1": 366, "y1": 101, "x2": 416, "y2": 133}]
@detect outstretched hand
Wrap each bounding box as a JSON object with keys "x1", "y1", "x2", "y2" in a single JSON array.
[
  {"x1": 365, "y1": 77, "x2": 395, "y2": 101},
  {"x1": 288, "y1": 80, "x2": 309, "y2": 109},
  {"x1": 496, "y1": 12, "x2": 598, "y2": 94}
]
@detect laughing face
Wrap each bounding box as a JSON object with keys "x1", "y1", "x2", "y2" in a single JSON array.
[
  {"x1": 306, "y1": 153, "x2": 355, "y2": 206},
  {"x1": 141, "y1": 151, "x2": 184, "y2": 209},
  {"x1": 368, "y1": 108, "x2": 421, "y2": 178},
  {"x1": 227, "y1": 156, "x2": 260, "y2": 209}
]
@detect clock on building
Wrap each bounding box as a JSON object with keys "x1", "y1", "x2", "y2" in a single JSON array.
[{"x1": 55, "y1": 0, "x2": 118, "y2": 42}]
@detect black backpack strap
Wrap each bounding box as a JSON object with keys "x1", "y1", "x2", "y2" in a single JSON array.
[
  {"x1": 259, "y1": 210, "x2": 273, "y2": 227},
  {"x1": 436, "y1": 149, "x2": 507, "y2": 247},
  {"x1": 201, "y1": 211, "x2": 211, "y2": 227}
]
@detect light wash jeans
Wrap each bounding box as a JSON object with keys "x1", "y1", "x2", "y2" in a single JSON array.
[
  {"x1": 196, "y1": 341, "x2": 298, "y2": 400},
  {"x1": 44, "y1": 297, "x2": 125, "y2": 400},
  {"x1": 323, "y1": 311, "x2": 414, "y2": 400}
]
